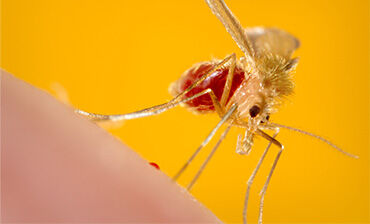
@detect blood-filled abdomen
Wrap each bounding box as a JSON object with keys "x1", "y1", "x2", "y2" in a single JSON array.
[{"x1": 169, "y1": 61, "x2": 245, "y2": 113}]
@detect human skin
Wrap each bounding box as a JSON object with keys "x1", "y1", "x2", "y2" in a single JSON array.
[{"x1": 1, "y1": 70, "x2": 220, "y2": 223}]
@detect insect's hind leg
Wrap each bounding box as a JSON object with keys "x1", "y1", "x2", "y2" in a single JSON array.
[
  {"x1": 76, "y1": 87, "x2": 225, "y2": 122},
  {"x1": 220, "y1": 53, "x2": 237, "y2": 106},
  {"x1": 75, "y1": 53, "x2": 236, "y2": 122}
]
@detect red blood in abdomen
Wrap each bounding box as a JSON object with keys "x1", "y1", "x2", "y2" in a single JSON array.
[{"x1": 178, "y1": 62, "x2": 245, "y2": 112}]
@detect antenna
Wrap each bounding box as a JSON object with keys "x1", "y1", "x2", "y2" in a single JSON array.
[{"x1": 270, "y1": 122, "x2": 359, "y2": 159}]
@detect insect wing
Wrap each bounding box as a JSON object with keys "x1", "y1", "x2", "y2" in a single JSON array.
[
  {"x1": 205, "y1": 0, "x2": 255, "y2": 65},
  {"x1": 246, "y1": 27, "x2": 300, "y2": 59}
]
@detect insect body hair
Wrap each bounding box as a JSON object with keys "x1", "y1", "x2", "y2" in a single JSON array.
[{"x1": 256, "y1": 53, "x2": 298, "y2": 98}]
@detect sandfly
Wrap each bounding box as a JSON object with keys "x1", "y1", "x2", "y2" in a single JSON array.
[{"x1": 76, "y1": 0, "x2": 358, "y2": 223}]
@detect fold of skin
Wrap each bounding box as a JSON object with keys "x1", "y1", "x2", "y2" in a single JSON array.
[{"x1": 1, "y1": 70, "x2": 220, "y2": 223}]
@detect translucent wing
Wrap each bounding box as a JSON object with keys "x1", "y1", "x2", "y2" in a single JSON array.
[
  {"x1": 205, "y1": 0, "x2": 255, "y2": 65},
  {"x1": 246, "y1": 27, "x2": 300, "y2": 59}
]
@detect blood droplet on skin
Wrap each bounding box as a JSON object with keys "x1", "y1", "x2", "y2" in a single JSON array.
[{"x1": 149, "y1": 162, "x2": 160, "y2": 170}]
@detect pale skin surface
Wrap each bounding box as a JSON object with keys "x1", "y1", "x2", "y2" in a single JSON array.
[{"x1": 1, "y1": 70, "x2": 221, "y2": 223}]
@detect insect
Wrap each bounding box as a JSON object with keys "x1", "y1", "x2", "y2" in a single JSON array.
[{"x1": 75, "y1": 0, "x2": 358, "y2": 223}]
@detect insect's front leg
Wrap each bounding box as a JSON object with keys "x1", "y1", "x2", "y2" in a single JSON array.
[
  {"x1": 257, "y1": 129, "x2": 284, "y2": 224},
  {"x1": 242, "y1": 128, "x2": 279, "y2": 224}
]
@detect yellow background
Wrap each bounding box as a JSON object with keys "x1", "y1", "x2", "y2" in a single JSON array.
[{"x1": 1, "y1": 0, "x2": 369, "y2": 223}]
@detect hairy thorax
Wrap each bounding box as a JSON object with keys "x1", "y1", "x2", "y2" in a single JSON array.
[{"x1": 225, "y1": 74, "x2": 267, "y2": 121}]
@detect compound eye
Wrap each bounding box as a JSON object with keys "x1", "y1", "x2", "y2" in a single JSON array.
[{"x1": 249, "y1": 105, "x2": 260, "y2": 118}]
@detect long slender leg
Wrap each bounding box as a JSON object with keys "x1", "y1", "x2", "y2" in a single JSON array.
[
  {"x1": 77, "y1": 88, "x2": 223, "y2": 121},
  {"x1": 258, "y1": 137, "x2": 285, "y2": 224},
  {"x1": 76, "y1": 54, "x2": 236, "y2": 121},
  {"x1": 173, "y1": 104, "x2": 237, "y2": 181},
  {"x1": 187, "y1": 123, "x2": 233, "y2": 190},
  {"x1": 220, "y1": 53, "x2": 236, "y2": 106},
  {"x1": 256, "y1": 129, "x2": 283, "y2": 149},
  {"x1": 207, "y1": 89, "x2": 224, "y2": 117},
  {"x1": 243, "y1": 130, "x2": 279, "y2": 224}
]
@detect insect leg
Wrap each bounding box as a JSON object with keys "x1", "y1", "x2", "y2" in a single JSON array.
[
  {"x1": 187, "y1": 122, "x2": 233, "y2": 190},
  {"x1": 258, "y1": 135, "x2": 284, "y2": 224},
  {"x1": 76, "y1": 88, "x2": 221, "y2": 121},
  {"x1": 220, "y1": 53, "x2": 236, "y2": 106},
  {"x1": 173, "y1": 104, "x2": 237, "y2": 181},
  {"x1": 206, "y1": 88, "x2": 225, "y2": 117},
  {"x1": 75, "y1": 54, "x2": 236, "y2": 121},
  {"x1": 243, "y1": 129, "x2": 279, "y2": 224}
]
